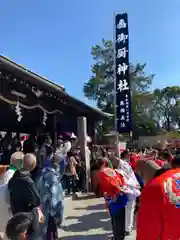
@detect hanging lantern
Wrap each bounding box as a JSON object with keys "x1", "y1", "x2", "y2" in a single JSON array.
[
  {"x1": 15, "y1": 101, "x2": 22, "y2": 122},
  {"x1": 42, "y1": 111, "x2": 47, "y2": 125}
]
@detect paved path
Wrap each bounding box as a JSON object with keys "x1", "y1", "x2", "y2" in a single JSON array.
[{"x1": 59, "y1": 195, "x2": 136, "y2": 240}]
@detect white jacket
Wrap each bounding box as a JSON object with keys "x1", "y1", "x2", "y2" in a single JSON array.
[
  {"x1": 0, "y1": 169, "x2": 15, "y2": 239},
  {"x1": 117, "y1": 160, "x2": 140, "y2": 199},
  {"x1": 3, "y1": 169, "x2": 15, "y2": 185}
]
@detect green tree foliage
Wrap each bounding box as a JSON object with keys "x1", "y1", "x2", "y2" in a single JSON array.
[
  {"x1": 153, "y1": 86, "x2": 180, "y2": 131},
  {"x1": 83, "y1": 39, "x2": 180, "y2": 137}
]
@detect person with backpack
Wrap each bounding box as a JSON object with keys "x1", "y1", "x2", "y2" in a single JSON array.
[
  {"x1": 36, "y1": 154, "x2": 64, "y2": 240},
  {"x1": 37, "y1": 157, "x2": 64, "y2": 240},
  {"x1": 92, "y1": 158, "x2": 128, "y2": 240},
  {"x1": 64, "y1": 151, "x2": 77, "y2": 195}
]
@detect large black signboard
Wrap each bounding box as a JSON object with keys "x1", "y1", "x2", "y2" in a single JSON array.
[{"x1": 115, "y1": 13, "x2": 132, "y2": 133}]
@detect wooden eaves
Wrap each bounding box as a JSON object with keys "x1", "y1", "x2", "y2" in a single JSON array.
[{"x1": 0, "y1": 55, "x2": 112, "y2": 119}]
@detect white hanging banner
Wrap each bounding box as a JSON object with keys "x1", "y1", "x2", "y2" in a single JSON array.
[
  {"x1": 15, "y1": 101, "x2": 22, "y2": 122},
  {"x1": 42, "y1": 111, "x2": 47, "y2": 125}
]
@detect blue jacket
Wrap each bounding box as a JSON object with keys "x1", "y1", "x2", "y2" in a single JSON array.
[{"x1": 104, "y1": 193, "x2": 128, "y2": 216}]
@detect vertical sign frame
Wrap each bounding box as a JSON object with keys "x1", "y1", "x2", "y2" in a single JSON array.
[{"x1": 114, "y1": 13, "x2": 132, "y2": 134}]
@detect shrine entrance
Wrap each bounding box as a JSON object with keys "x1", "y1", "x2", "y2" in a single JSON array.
[{"x1": 0, "y1": 55, "x2": 109, "y2": 143}]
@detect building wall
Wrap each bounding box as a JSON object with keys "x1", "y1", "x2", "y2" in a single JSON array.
[{"x1": 138, "y1": 135, "x2": 178, "y2": 148}]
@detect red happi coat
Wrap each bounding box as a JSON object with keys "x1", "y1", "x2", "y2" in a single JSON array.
[
  {"x1": 129, "y1": 154, "x2": 139, "y2": 171},
  {"x1": 97, "y1": 167, "x2": 125, "y2": 197},
  {"x1": 137, "y1": 168, "x2": 180, "y2": 240}
]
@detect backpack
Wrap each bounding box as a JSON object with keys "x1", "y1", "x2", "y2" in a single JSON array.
[
  {"x1": 65, "y1": 159, "x2": 71, "y2": 173},
  {"x1": 65, "y1": 157, "x2": 75, "y2": 174},
  {"x1": 98, "y1": 167, "x2": 125, "y2": 197}
]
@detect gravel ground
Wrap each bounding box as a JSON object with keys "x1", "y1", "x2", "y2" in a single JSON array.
[{"x1": 59, "y1": 195, "x2": 136, "y2": 240}]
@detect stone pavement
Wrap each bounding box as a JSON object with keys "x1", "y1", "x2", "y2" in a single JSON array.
[{"x1": 59, "y1": 195, "x2": 136, "y2": 240}]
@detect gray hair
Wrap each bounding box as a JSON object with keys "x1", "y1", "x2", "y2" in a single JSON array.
[{"x1": 23, "y1": 153, "x2": 37, "y2": 171}]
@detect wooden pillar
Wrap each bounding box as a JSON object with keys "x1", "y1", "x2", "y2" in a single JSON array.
[{"x1": 77, "y1": 116, "x2": 90, "y2": 192}]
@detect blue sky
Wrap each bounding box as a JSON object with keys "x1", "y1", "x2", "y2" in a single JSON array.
[{"x1": 0, "y1": 0, "x2": 180, "y2": 106}]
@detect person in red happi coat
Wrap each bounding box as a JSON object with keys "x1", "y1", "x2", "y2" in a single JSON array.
[
  {"x1": 129, "y1": 154, "x2": 139, "y2": 172},
  {"x1": 136, "y1": 156, "x2": 180, "y2": 240}
]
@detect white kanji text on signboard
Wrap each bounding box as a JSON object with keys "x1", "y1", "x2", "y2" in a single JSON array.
[
  {"x1": 117, "y1": 33, "x2": 128, "y2": 44},
  {"x1": 117, "y1": 80, "x2": 129, "y2": 92},
  {"x1": 116, "y1": 19, "x2": 127, "y2": 29},
  {"x1": 116, "y1": 47, "x2": 128, "y2": 59},
  {"x1": 117, "y1": 63, "x2": 128, "y2": 75}
]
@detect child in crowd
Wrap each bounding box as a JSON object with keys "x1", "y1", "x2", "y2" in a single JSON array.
[{"x1": 6, "y1": 208, "x2": 43, "y2": 240}]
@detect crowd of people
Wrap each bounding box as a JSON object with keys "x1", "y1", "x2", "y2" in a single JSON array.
[
  {"x1": 1, "y1": 132, "x2": 180, "y2": 240},
  {"x1": 0, "y1": 133, "x2": 91, "y2": 240},
  {"x1": 91, "y1": 146, "x2": 180, "y2": 240}
]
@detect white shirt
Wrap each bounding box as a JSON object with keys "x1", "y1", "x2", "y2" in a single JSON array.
[
  {"x1": 117, "y1": 159, "x2": 140, "y2": 199},
  {"x1": 3, "y1": 169, "x2": 15, "y2": 184},
  {"x1": 0, "y1": 169, "x2": 15, "y2": 238},
  {"x1": 64, "y1": 141, "x2": 71, "y2": 153}
]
